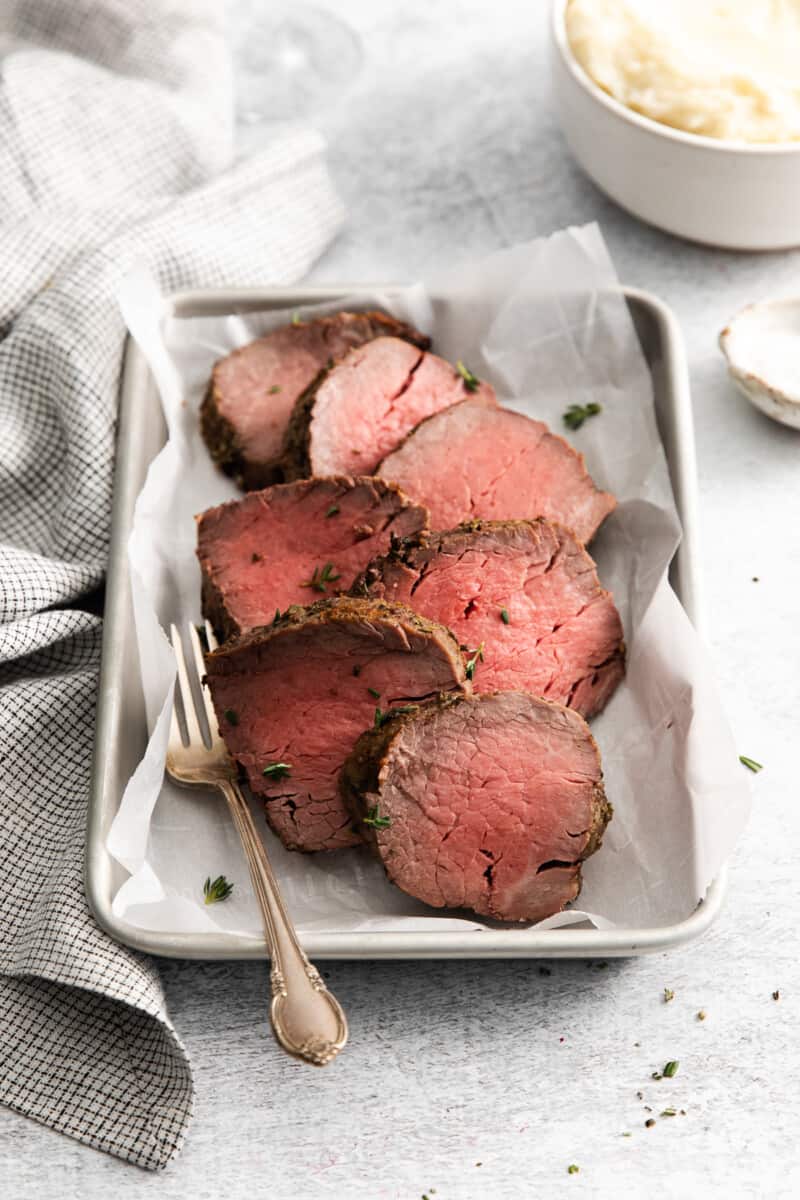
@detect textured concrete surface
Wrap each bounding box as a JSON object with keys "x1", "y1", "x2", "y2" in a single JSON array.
[{"x1": 2, "y1": 2, "x2": 798, "y2": 1196}]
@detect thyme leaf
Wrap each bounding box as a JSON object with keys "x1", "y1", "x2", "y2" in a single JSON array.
[
  {"x1": 500, "y1": 607, "x2": 510, "y2": 625},
  {"x1": 663, "y1": 1060, "x2": 679, "y2": 1078},
  {"x1": 374, "y1": 705, "x2": 415, "y2": 729},
  {"x1": 326, "y1": 504, "x2": 340, "y2": 517},
  {"x1": 465, "y1": 641, "x2": 485, "y2": 681},
  {"x1": 203, "y1": 875, "x2": 234, "y2": 905},
  {"x1": 363, "y1": 804, "x2": 391, "y2": 829},
  {"x1": 268, "y1": 385, "x2": 281, "y2": 394},
  {"x1": 563, "y1": 402, "x2": 602, "y2": 431},
  {"x1": 223, "y1": 708, "x2": 239, "y2": 726},
  {"x1": 368, "y1": 687, "x2": 381, "y2": 699},
  {"x1": 456, "y1": 360, "x2": 481, "y2": 392},
  {"x1": 301, "y1": 562, "x2": 342, "y2": 593},
  {"x1": 262, "y1": 762, "x2": 292, "y2": 779},
  {"x1": 739, "y1": 755, "x2": 763, "y2": 773}
]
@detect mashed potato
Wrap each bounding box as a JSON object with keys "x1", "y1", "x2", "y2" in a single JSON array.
[{"x1": 565, "y1": 0, "x2": 800, "y2": 142}]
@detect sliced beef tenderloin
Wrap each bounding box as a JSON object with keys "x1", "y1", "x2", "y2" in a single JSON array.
[
  {"x1": 354, "y1": 519, "x2": 624, "y2": 719},
  {"x1": 342, "y1": 691, "x2": 611, "y2": 923},
  {"x1": 205, "y1": 598, "x2": 469, "y2": 852},
  {"x1": 201, "y1": 311, "x2": 429, "y2": 490},
  {"x1": 197, "y1": 476, "x2": 428, "y2": 642},
  {"x1": 282, "y1": 339, "x2": 497, "y2": 481},
  {"x1": 378, "y1": 400, "x2": 615, "y2": 544}
]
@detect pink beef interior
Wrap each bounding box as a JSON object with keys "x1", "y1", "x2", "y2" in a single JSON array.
[
  {"x1": 369, "y1": 693, "x2": 605, "y2": 922},
  {"x1": 206, "y1": 604, "x2": 467, "y2": 852},
  {"x1": 213, "y1": 326, "x2": 330, "y2": 467},
  {"x1": 308, "y1": 338, "x2": 497, "y2": 477},
  {"x1": 363, "y1": 521, "x2": 624, "y2": 719},
  {"x1": 197, "y1": 477, "x2": 427, "y2": 637},
  {"x1": 378, "y1": 401, "x2": 615, "y2": 543}
]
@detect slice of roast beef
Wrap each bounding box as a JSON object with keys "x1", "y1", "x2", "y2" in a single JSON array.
[
  {"x1": 342, "y1": 691, "x2": 611, "y2": 923},
  {"x1": 205, "y1": 598, "x2": 469, "y2": 852},
  {"x1": 378, "y1": 400, "x2": 615, "y2": 543},
  {"x1": 282, "y1": 339, "x2": 497, "y2": 481},
  {"x1": 354, "y1": 519, "x2": 624, "y2": 719},
  {"x1": 201, "y1": 311, "x2": 430, "y2": 490},
  {"x1": 197, "y1": 476, "x2": 428, "y2": 642}
]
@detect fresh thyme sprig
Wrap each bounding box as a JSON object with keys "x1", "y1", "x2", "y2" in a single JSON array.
[
  {"x1": 326, "y1": 504, "x2": 340, "y2": 518},
  {"x1": 301, "y1": 562, "x2": 341, "y2": 593},
  {"x1": 563, "y1": 402, "x2": 602, "y2": 431},
  {"x1": 465, "y1": 642, "x2": 485, "y2": 680},
  {"x1": 262, "y1": 762, "x2": 292, "y2": 779},
  {"x1": 456, "y1": 360, "x2": 481, "y2": 392},
  {"x1": 374, "y1": 705, "x2": 416, "y2": 729},
  {"x1": 203, "y1": 875, "x2": 234, "y2": 905},
  {"x1": 363, "y1": 804, "x2": 391, "y2": 829}
]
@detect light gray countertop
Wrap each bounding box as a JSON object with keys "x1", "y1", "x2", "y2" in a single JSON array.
[{"x1": 3, "y1": 2, "x2": 798, "y2": 1196}]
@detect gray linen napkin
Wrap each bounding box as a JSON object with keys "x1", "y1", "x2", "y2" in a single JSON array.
[{"x1": 0, "y1": 0, "x2": 343, "y2": 1169}]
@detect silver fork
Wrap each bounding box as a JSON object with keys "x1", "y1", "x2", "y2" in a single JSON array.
[{"x1": 166, "y1": 620, "x2": 348, "y2": 1066}]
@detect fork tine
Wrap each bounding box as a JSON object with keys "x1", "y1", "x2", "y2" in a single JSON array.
[
  {"x1": 188, "y1": 622, "x2": 222, "y2": 745},
  {"x1": 204, "y1": 619, "x2": 219, "y2": 652},
  {"x1": 170, "y1": 623, "x2": 204, "y2": 747}
]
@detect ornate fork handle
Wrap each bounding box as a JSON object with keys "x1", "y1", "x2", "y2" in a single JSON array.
[{"x1": 219, "y1": 779, "x2": 347, "y2": 1066}]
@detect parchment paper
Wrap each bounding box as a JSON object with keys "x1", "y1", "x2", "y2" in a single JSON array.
[{"x1": 108, "y1": 224, "x2": 750, "y2": 937}]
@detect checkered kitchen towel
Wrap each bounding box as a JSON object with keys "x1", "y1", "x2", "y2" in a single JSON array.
[{"x1": 0, "y1": 0, "x2": 343, "y2": 1170}]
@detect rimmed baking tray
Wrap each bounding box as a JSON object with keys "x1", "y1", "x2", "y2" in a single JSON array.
[{"x1": 85, "y1": 284, "x2": 725, "y2": 960}]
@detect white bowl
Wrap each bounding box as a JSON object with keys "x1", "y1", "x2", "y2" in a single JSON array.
[{"x1": 550, "y1": 0, "x2": 800, "y2": 251}]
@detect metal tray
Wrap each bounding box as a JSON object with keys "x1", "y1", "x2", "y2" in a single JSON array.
[{"x1": 86, "y1": 285, "x2": 725, "y2": 960}]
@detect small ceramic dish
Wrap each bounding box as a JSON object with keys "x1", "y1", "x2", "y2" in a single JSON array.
[
  {"x1": 720, "y1": 300, "x2": 800, "y2": 429},
  {"x1": 550, "y1": 0, "x2": 800, "y2": 251}
]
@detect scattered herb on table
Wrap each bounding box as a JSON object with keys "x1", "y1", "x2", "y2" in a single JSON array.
[
  {"x1": 262, "y1": 762, "x2": 292, "y2": 780},
  {"x1": 663, "y1": 1060, "x2": 679, "y2": 1078},
  {"x1": 773, "y1": 990, "x2": 780, "y2": 1001},
  {"x1": 368, "y1": 687, "x2": 381, "y2": 699},
  {"x1": 645, "y1": 1119, "x2": 656, "y2": 1129},
  {"x1": 752, "y1": 576, "x2": 759, "y2": 582},
  {"x1": 664, "y1": 987, "x2": 675, "y2": 1003},
  {"x1": 652, "y1": 1072, "x2": 663, "y2": 1081},
  {"x1": 739, "y1": 755, "x2": 763, "y2": 773},
  {"x1": 621, "y1": 1132, "x2": 632, "y2": 1138},
  {"x1": 363, "y1": 804, "x2": 391, "y2": 830},
  {"x1": 563, "y1": 402, "x2": 602, "y2": 431},
  {"x1": 661, "y1": 1108, "x2": 677, "y2": 1118},
  {"x1": 223, "y1": 708, "x2": 239, "y2": 726},
  {"x1": 326, "y1": 504, "x2": 340, "y2": 517},
  {"x1": 465, "y1": 641, "x2": 485, "y2": 680},
  {"x1": 567, "y1": 1165, "x2": 580, "y2": 1175},
  {"x1": 697, "y1": 1009, "x2": 707, "y2": 1021},
  {"x1": 456, "y1": 360, "x2": 481, "y2": 392},
  {"x1": 203, "y1": 875, "x2": 233, "y2": 905},
  {"x1": 301, "y1": 562, "x2": 341, "y2": 593},
  {"x1": 500, "y1": 607, "x2": 510, "y2": 625}
]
